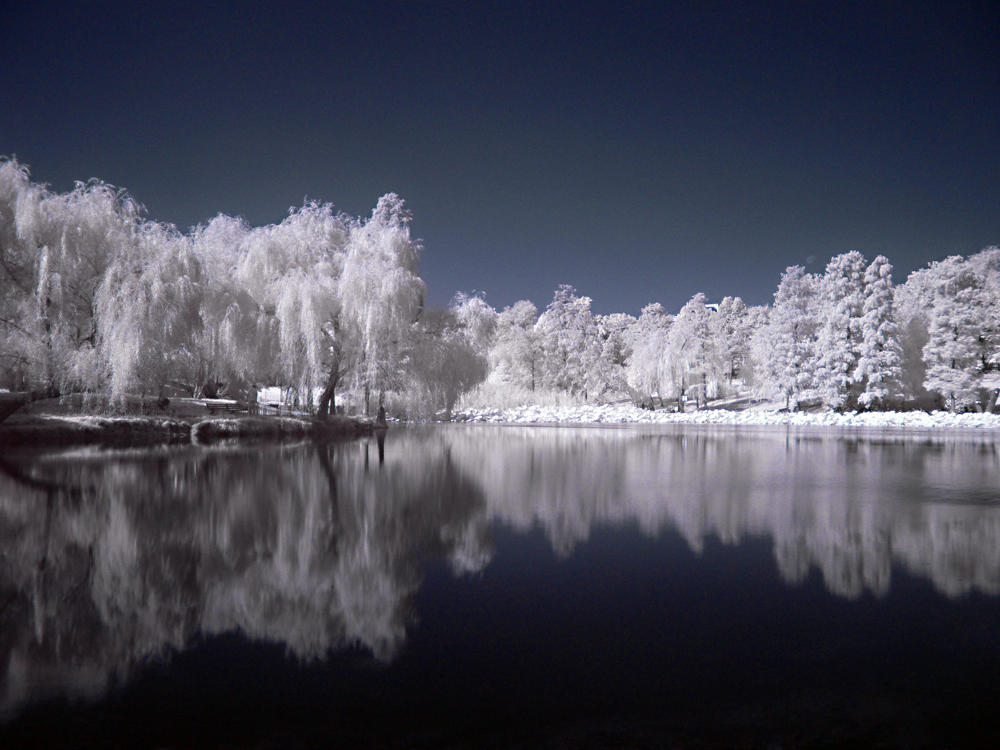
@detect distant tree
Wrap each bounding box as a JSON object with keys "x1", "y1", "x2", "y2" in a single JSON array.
[
  {"x1": 662, "y1": 293, "x2": 724, "y2": 408},
  {"x1": 450, "y1": 292, "x2": 498, "y2": 358},
  {"x1": 713, "y1": 295, "x2": 750, "y2": 383},
  {"x1": 340, "y1": 194, "x2": 425, "y2": 414},
  {"x1": 739, "y1": 304, "x2": 770, "y2": 391},
  {"x1": 625, "y1": 303, "x2": 672, "y2": 403},
  {"x1": 967, "y1": 247, "x2": 1000, "y2": 410},
  {"x1": 594, "y1": 312, "x2": 636, "y2": 397},
  {"x1": 535, "y1": 285, "x2": 602, "y2": 398},
  {"x1": 490, "y1": 300, "x2": 543, "y2": 391},
  {"x1": 921, "y1": 255, "x2": 990, "y2": 411},
  {"x1": 0, "y1": 159, "x2": 140, "y2": 394},
  {"x1": 814, "y1": 251, "x2": 867, "y2": 410},
  {"x1": 754, "y1": 266, "x2": 820, "y2": 409},
  {"x1": 406, "y1": 308, "x2": 488, "y2": 419},
  {"x1": 97, "y1": 221, "x2": 202, "y2": 401},
  {"x1": 855, "y1": 255, "x2": 903, "y2": 409}
]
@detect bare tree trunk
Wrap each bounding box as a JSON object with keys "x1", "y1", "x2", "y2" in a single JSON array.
[
  {"x1": 376, "y1": 391, "x2": 386, "y2": 426},
  {"x1": 987, "y1": 389, "x2": 1000, "y2": 414},
  {"x1": 316, "y1": 361, "x2": 340, "y2": 418}
]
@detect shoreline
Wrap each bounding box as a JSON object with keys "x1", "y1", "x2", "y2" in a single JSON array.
[
  {"x1": 451, "y1": 403, "x2": 1000, "y2": 431},
  {"x1": 5, "y1": 404, "x2": 1000, "y2": 449},
  {"x1": 0, "y1": 413, "x2": 377, "y2": 449}
]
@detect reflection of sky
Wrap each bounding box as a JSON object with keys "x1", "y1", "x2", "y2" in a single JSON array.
[{"x1": 1, "y1": 426, "x2": 999, "y2": 716}]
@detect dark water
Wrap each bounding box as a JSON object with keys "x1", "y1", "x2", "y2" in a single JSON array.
[{"x1": 2, "y1": 425, "x2": 1000, "y2": 748}]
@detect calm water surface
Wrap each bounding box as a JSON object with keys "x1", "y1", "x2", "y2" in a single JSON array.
[{"x1": 1, "y1": 424, "x2": 1000, "y2": 748}]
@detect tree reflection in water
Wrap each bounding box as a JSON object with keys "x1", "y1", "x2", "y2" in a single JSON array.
[
  {"x1": 0, "y1": 433, "x2": 491, "y2": 716},
  {"x1": 0, "y1": 425, "x2": 998, "y2": 718}
]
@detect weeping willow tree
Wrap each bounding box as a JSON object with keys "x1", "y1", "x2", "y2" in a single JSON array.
[
  {"x1": 0, "y1": 158, "x2": 140, "y2": 395},
  {"x1": 2, "y1": 159, "x2": 437, "y2": 414},
  {"x1": 236, "y1": 201, "x2": 353, "y2": 413},
  {"x1": 97, "y1": 221, "x2": 203, "y2": 400},
  {"x1": 187, "y1": 214, "x2": 273, "y2": 397},
  {"x1": 340, "y1": 193, "x2": 425, "y2": 415}
]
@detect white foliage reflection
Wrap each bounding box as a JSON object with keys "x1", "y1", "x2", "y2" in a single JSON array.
[
  {"x1": 1, "y1": 426, "x2": 999, "y2": 715},
  {"x1": 0, "y1": 435, "x2": 491, "y2": 715},
  {"x1": 450, "y1": 426, "x2": 1000, "y2": 599}
]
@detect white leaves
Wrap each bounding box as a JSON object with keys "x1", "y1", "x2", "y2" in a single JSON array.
[
  {"x1": 855, "y1": 255, "x2": 903, "y2": 408},
  {"x1": 535, "y1": 285, "x2": 602, "y2": 397},
  {"x1": 490, "y1": 300, "x2": 542, "y2": 390},
  {"x1": 752, "y1": 265, "x2": 821, "y2": 406},
  {"x1": 626, "y1": 303, "x2": 671, "y2": 396},
  {"x1": 340, "y1": 195, "x2": 425, "y2": 393},
  {"x1": 919, "y1": 252, "x2": 998, "y2": 410},
  {"x1": 814, "y1": 251, "x2": 867, "y2": 409},
  {"x1": 450, "y1": 292, "x2": 498, "y2": 357}
]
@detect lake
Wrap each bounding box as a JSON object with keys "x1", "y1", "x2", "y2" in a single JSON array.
[{"x1": 1, "y1": 424, "x2": 1000, "y2": 748}]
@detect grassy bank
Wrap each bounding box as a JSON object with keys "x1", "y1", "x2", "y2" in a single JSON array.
[{"x1": 0, "y1": 397, "x2": 377, "y2": 448}]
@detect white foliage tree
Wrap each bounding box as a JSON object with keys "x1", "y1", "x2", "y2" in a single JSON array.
[
  {"x1": 594, "y1": 312, "x2": 636, "y2": 397},
  {"x1": 188, "y1": 214, "x2": 274, "y2": 398},
  {"x1": 450, "y1": 292, "x2": 498, "y2": 359},
  {"x1": 489, "y1": 300, "x2": 543, "y2": 391},
  {"x1": 625, "y1": 303, "x2": 672, "y2": 403},
  {"x1": 894, "y1": 267, "x2": 936, "y2": 402},
  {"x1": 0, "y1": 159, "x2": 140, "y2": 394},
  {"x1": 753, "y1": 266, "x2": 820, "y2": 409},
  {"x1": 967, "y1": 246, "x2": 1000, "y2": 409},
  {"x1": 814, "y1": 251, "x2": 867, "y2": 409},
  {"x1": 405, "y1": 308, "x2": 488, "y2": 420},
  {"x1": 921, "y1": 255, "x2": 990, "y2": 411},
  {"x1": 855, "y1": 255, "x2": 903, "y2": 409},
  {"x1": 739, "y1": 304, "x2": 770, "y2": 392},
  {"x1": 97, "y1": 221, "x2": 202, "y2": 401},
  {"x1": 713, "y1": 296, "x2": 750, "y2": 384},
  {"x1": 662, "y1": 293, "x2": 724, "y2": 408},
  {"x1": 340, "y1": 193, "x2": 425, "y2": 414},
  {"x1": 535, "y1": 285, "x2": 602, "y2": 399},
  {"x1": 237, "y1": 202, "x2": 352, "y2": 412}
]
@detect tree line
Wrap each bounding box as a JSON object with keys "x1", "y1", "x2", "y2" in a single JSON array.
[
  {"x1": 1, "y1": 159, "x2": 997, "y2": 416},
  {"x1": 482, "y1": 248, "x2": 999, "y2": 413}
]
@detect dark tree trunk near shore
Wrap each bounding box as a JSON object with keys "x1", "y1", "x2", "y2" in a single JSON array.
[{"x1": 317, "y1": 362, "x2": 340, "y2": 417}]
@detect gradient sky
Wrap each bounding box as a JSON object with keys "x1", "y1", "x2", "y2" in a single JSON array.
[{"x1": 1, "y1": 0, "x2": 997, "y2": 314}]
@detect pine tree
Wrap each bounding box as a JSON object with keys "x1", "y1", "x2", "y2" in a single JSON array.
[
  {"x1": 855, "y1": 255, "x2": 903, "y2": 409},
  {"x1": 713, "y1": 296, "x2": 750, "y2": 383},
  {"x1": 814, "y1": 251, "x2": 867, "y2": 409},
  {"x1": 594, "y1": 312, "x2": 636, "y2": 396},
  {"x1": 922, "y1": 256, "x2": 986, "y2": 411},
  {"x1": 967, "y1": 247, "x2": 1000, "y2": 409},
  {"x1": 756, "y1": 266, "x2": 820, "y2": 409}
]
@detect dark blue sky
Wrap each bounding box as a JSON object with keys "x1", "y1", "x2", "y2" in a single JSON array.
[{"x1": 1, "y1": 0, "x2": 997, "y2": 314}]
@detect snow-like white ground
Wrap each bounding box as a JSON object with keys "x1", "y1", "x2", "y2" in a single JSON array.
[{"x1": 453, "y1": 403, "x2": 1000, "y2": 430}]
